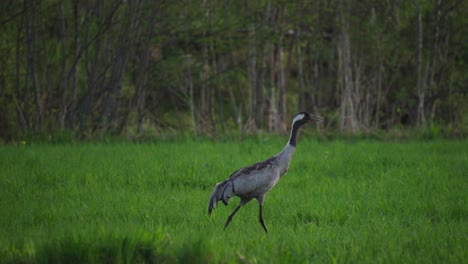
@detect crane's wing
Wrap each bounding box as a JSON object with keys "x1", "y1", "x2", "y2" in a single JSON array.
[{"x1": 229, "y1": 156, "x2": 276, "y2": 181}]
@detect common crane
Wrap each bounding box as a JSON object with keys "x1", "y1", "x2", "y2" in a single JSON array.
[{"x1": 208, "y1": 112, "x2": 322, "y2": 233}]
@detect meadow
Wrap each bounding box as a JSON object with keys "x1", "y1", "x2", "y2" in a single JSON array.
[{"x1": 0, "y1": 137, "x2": 466, "y2": 263}]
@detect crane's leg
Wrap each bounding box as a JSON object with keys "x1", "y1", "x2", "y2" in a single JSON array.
[
  {"x1": 259, "y1": 204, "x2": 268, "y2": 233},
  {"x1": 224, "y1": 204, "x2": 241, "y2": 230}
]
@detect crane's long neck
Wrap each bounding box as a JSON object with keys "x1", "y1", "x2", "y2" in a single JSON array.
[
  {"x1": 287, "y1": 121, "x2": 303, "y2": 147},
  {"x1": 275, "y1": 121, "x2": 303, "y2": 175}
]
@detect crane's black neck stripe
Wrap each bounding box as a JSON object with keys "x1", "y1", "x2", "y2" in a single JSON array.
[{"x1": 288, "y1": 122, "x2": 302, "y2": 147}]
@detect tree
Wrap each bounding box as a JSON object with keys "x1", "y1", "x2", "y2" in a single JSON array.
[{"x1": 0, "y1": 0, "x2": 466, "y2": 141}]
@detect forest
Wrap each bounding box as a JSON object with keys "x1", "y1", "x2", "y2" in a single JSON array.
[{"x1": 0, "y1": 0, "x2": 467, "y2": 141}]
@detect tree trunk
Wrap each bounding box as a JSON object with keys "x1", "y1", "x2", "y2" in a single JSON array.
[
  {"x1": 247, "y1": 24, "x2": 257, "y2": 128},
  {"x1": 255, "y1": 47, "x2": 266, "y2": 129},
  {"x1": 416, "y1": 0, "x2": 426, "y2": 128},
  {"x1": 296, "y1": 29, "x2": 305, "y2": 112},
  {"x1": 58, "y1": 1, "x2": 68, "y2": 129},
  {"x1": 186, "y1": 55, "x2": 198, "y2": 135},
  {"x1": 268, "y1": 44, "x2": 278, "y2": 132},
  {"x1": 337, "y1": 2, "x2": 358, "y2": 133},
  {"x1": 227, "y1": 82, "x2": 242, "y2": 134},
  {"x1": 67, "y1": 0, "x2": 80, "y2": 130},
  {"x1": 15, "y1": 2, "x2": 28, "y2": 132},
  {"x1": 24, "y1": 0, "x2": 42, "y2": 132},
  {"x1": 100, "y1": 1, "x2": 136, "y2": 134},
  {"x1": 277, "y1": 42, "x2": 286, "y2": 133},
  {"x1": 80, "y1": 0, "x2": 103, "y2": 134}
]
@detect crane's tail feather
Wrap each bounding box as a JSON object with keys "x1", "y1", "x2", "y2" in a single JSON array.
[{"x1": 208, "y1": 180, "x2": 232, "y2": 216}]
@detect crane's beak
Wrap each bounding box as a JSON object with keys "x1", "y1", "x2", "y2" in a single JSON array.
[{"x1": 308, "y1": 115, "x2": 324, "y2": 123}]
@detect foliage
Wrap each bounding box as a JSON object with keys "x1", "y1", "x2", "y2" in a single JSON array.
[{"x1": 0, "y1": 0, "x2": 467, "y2": 141}]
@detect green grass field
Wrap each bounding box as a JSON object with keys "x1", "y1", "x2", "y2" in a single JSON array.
[{"x1": 0, "y1": 138, "x2": 467, "y2": 263}]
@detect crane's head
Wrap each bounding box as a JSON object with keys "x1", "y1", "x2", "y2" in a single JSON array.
[
  {"x1": 292, "y1": 112, "x2": 323, "y2": 127},
  {"x1": 288, "y1": 112, "x2": 324, "y2": 146}
]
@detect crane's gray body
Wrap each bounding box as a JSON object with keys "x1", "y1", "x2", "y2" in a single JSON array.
[
  {"x1": 208, "y1": 142, "x2": 295, "y2": 213},
  {"x1": 208, "y1": 112, "x2": 322, "y2": 232},
  {"x1": 229, "y1": 144, "x2": 295, "y2": 202}
]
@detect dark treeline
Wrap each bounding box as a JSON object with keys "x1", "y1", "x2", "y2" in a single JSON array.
[{"x1": 0, "y1": 0, "x2": 466, "y2": 141}]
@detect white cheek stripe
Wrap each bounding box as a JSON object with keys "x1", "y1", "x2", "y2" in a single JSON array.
[{"x1": 292, "y1": 113, "x2": 305, "y2": 124}]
